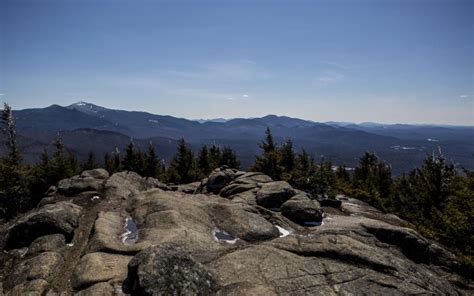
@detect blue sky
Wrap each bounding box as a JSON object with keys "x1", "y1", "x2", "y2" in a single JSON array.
[{"x1": 1, "y1": 0, "x2": 473, "y2": 124}]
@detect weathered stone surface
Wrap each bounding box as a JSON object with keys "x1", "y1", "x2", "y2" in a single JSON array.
[
  {"x1": 219, "y1": 183, "x2": 258, "y2": 198},
  {"x1": 80, "y1": 169, "x2": 109, "y2": 180},
  {"x1": 6, "y1": 202, "x2": 82, "y2": 249},
  {"x1": 233, "y1": 172, "x2": 273, "y2": 184},
  {"x1": 8, "y1": 252, "x2": 63, "y2": 287},
  {"x1": 256, "y1": 181, "x2": 297, "y2": 209},
  {"x1": 0, "y1": 169, "x2": 469, "y2": 296},
  {"x1": 104, "y1": 171, "x2": 168, "y2": 200},
  {"x1": 206, "y1": 167, "x2": 238, "y2": 193},
  {"x1": 74, "y1": 282, "x2": 115, "y2": 296},
  {"x1": 28, "y1": 234, "x2": 65, "y2": 255},
  {"x1": 57, "y1": 169, "x2": 109, "y2": 196},
  {"x1": 229, "y1": 189, "x2": 258, "y2": 206},
  {"x1": 318, "y1": 198, "x2": 342, "y2": 208},
  {"x1": 6, "y1": 279, "x2": 49, "y2": 296},
  {"x1": 127, "y1": 190, "x2": 228, "y2": 258},
  {"x1": 72, "y1": 252, "x2": 132, "y2": 289},
  {"x1": 144, "y1": 177, "x2": 172, "y2": 191},
  {"x1": 362, "y1": 222, "x2": 460, "y2": 270},
  {"x1": 175, "y1": 181, "x2": 201, "y2": 193},
  {"x1": 340, "y1": 197, "x2": 403, "y2": 225},
  {"x1": 87, "y1": 211, "x2": 149, "y2": 254},
  {"x1": 123, "y1": 244, "x2": 219, "y2": 296},
  {"x1": 208, "y1": 204, "x2": 279, "y2": 242},
  {"x1": 280, "y1": 199, "x2": 323, "y2": 225}
]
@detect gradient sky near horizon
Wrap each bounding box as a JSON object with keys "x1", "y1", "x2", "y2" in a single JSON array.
[{"x1": 1, "y1": 0, "x2": 473, "y2": 125}]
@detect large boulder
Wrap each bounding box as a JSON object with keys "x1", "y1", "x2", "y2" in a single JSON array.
[
  {"x1": 174, "y1": 182, "x2": 201, "y2": 194},
  {"x1": 206, "y1": 167, "x2": 238, "y2": 193},
  {"x1": 0, "y1": 169, "x2": 469, "y2": 296},
  {"x1": 280, "y1": 198, "x2": 323, "y2": 225},
  {"x1": 74, "y1": 282, "x2": 115, "y2": 296},
  {"x1": 219, "y1": 183, "x2": 258, "y2": 198},
  {"x1": 232, "y1": 172, "x2": 273, "y2": 184},
  {"x1": 57, "y1": 169, "x2": 109, "y2": 196},
  {"x1": 6, "y1": 201, "x2": 82, "y2": 249},
  {"x1": 318, "y1": 198, "x2": 342, "y2": 209},
  {"x1": 72, "y1": 252, "x2": 132, "y2": 289},
  {"x1": 256, "y1": 181, "x2": 297, "y2": 209},
  {"x1": 209, "y1": 204, "x2": 280, "y2": 242},
  {"x1": 6, "y1": 279, "x2": 49, "y2": 296},
  {"x1": 363, "y1": 223, "x2": 460, "y2": 270},
  {"x1": 105, "y1": 171, "x2": 169, "y2": 200},
  {"x1": 87, "y1": 211, "x2": 149, "y2": 254},
  {"x1": 7, "y1": 252, "x2": 63, "y2": 287},
  {"x1": 123, "y1": 244, "x2": 219, "y2": 296},
  {"x1": 127, "y1": 190, "x2": 229, "y2": 258},
  {"x1": 27, "y1": 234, "x2": 66, "y2": 255}
]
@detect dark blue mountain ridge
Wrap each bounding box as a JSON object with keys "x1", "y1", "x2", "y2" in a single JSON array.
[{"x1": 5, "y1": 102, "x2": 473, "y2": 174}]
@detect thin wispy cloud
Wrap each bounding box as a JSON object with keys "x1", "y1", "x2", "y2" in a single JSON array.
[
  {"x1": 319, "y1": 61, "x2": 350, "y2": 70},
  {"x1": 314, "y1": 71, "x2": 344, "y2": 85},
  {"x1": 167, "y1": 60, "x2": 271, "y2": 82},
  {"x1": 0, "y1": 93, "x2": 5, "y2": 96},
  {"x1": 225, "y1": 94, "x2": 251, "y2": 101},
  {"x1": 459, "y1": 94, "x2": 470, "y2": 99}
]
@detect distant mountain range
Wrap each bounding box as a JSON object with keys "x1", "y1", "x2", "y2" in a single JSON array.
[{"x1": 3, "y1": 101, "x2": 473, "y2": 174}]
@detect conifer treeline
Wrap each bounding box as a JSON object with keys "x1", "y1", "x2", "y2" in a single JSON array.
[
  {"x1": 100, "y1": 138, "x2": 240, "y2": 184},
  {"x1": 0, "y1": 103, "x2": 473, "y2": 272}
]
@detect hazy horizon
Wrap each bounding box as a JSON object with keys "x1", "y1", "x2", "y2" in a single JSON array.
[
  {"x1": 7, "y1": 100, "x2": 472, "y2": 127},
  {"x1": 1, "y1": 0, "x2": 473, "y2": 125}
]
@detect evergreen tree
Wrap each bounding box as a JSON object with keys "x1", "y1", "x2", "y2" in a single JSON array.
[
  {"x1": 352, "y1": 152, "x2": 392, "y2": 208},
  {"x1": 1, "y1": 103, "x2": 21, "y2": 167},
  {"x1": 208, "y1": 145, "x2": 221, "y2": 170},
  {"x1": 104, "y1": 152, "x2": 113, "y2": 173},
  {"x1": 252, "y1": 127, "x2": 282, "y2": 180},
  {"x1": 49, "y1": 135, "x2": 77, "y2": 183},
  {"x1": 335, "y1": 164, "x2": 350, "y2": 182},
  {"x1": 144, "y1": 142, "x2": 159, "y2": 177},
  {"x1": 198, "y1": 145, "x2": 211, "y2": 177},
  {"x1": 310, "y1": 158, "x2": 335, "y2": 196},
  {"x1": 113, "y1": 147, "x2": 121, "y2": 173},
  {"x1": 291, "y1": 149, "x2": 312, "y2": 189},
  {"x1": 167, "y1": 138, "x2": 196, "y2": 183},
  {"x1": 220, "y1": 146, "x2": 240, "y2": 169},
  {"x1": 82, "y1": 151, "x2": 97, "y2": 171},
  {"x1": 0, "y1": 103, "x2": 29, "y2": 217},
  {"x1": 280, "y1": 139, "x2": 295, "y2": 178},
  {"x1": 122, "y1": 140, "x2": 145, "y2": 174}
]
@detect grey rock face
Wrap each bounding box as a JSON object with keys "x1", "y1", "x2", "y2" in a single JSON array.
[
  {"x1": 318, "y1": 198, "x2": 342, "y2": 208},
  {"x1": 280, "y1": 198, "x2": 323, "y2": 224},
  {"x1": 57, "y1": 169, "x2": 109, "y2": 196},
  {"x1": 233, "y1": 172, "x2": 273, "y2": 184},
  {"x1": 0, "y1": 169, "x2": 470, "y2": 296},
  {"x1": 28, "y1": 234, "x2": 66, "y2": 255},
  {"x1": 104, "y1": 171, "x2": 169, "y2": 200},
  {"x1": 6, "y1": 201, "x2": 82, "y2": 249},
  {"x1": 7, "y1": 252, "x2": 63, "y2": 287},
  {"x1": 124, "y1": 244, "x2": 219, "y2": 296},
  {"x1": 174, "y1": 181, "x2": 201, "y2": 194},
  {"x1": 6, "y1": 279, "x2": 49, "y2": 296},
  {"x1": 72, "y1": 252, "x2": 131, "y2": 289},
  {"x1": 208, "y1": 204, "x2": 280, "y2": 242},
  {"x1": 256, "y1": 181, "x2": 297, "y2": 209},
  {"x1": 219, "y1": 183, "x2": 257, "y2": 198},
  {"x1": 206, "y1": 167, "x2": 238, "y2": 193}
]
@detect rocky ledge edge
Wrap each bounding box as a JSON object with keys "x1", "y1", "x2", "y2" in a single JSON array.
[{"x1": 0, "y1": 167, "x2": 472, "y2": 296}]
